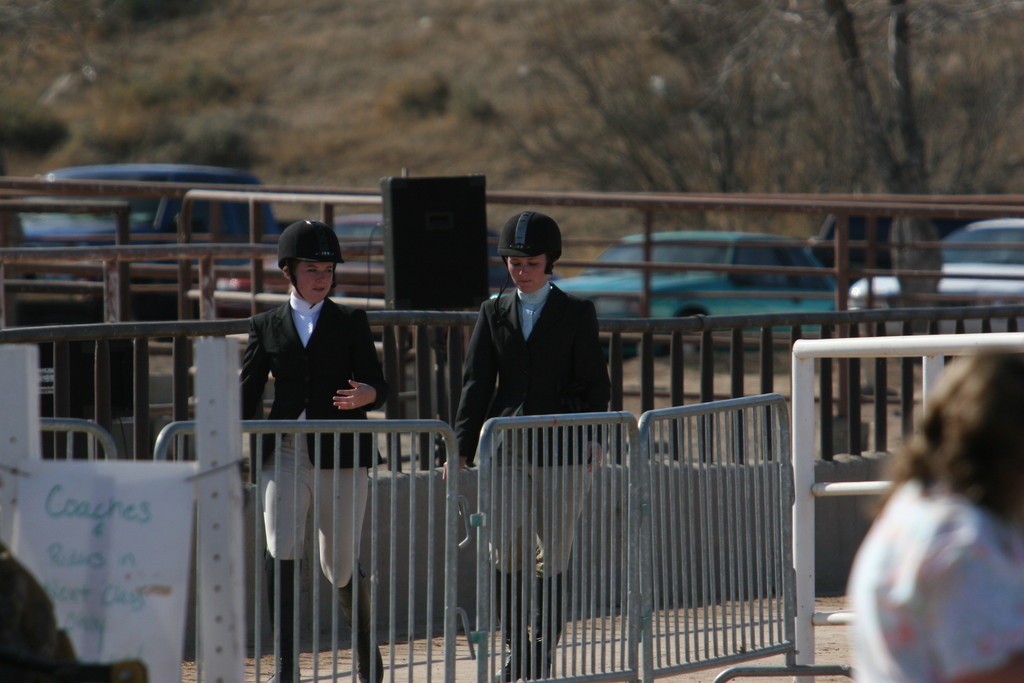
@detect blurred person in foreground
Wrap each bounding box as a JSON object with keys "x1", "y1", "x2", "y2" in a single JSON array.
[{"x1": 848, "y1": 352, "x2": 1024, "y2": 683}]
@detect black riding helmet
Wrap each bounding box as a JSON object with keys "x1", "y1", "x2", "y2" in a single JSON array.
[
  {"x1": 498, "y1": 211, "x2": 562, "y2": 273},
  {"x1": 277, "y1": 219, "x2": 344, "y2": 268}
]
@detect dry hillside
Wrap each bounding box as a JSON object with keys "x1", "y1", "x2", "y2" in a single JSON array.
[
  {"x1": 3, "y1": 1, "x2": 582, "y2": 190},
  {"x1": 4, "y1": 1, "x2": 1024, "y2": 241},
  {"x1": 2, "y1": 0, "x2": 665, "y2": 240}
]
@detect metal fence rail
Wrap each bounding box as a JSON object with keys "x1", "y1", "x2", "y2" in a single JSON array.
[
  {"x1": 8, "y1": 304, "x2": 1024, "y2": 467},
  {"x1": 5, "y1": 178, "x2": 1024, "y2": 315},
  {"x1": 40, "y1": 417, "x2": 118, "y2": 460}
]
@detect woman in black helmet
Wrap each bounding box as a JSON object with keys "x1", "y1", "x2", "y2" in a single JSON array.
[
  {"x1": 241, "y1": 219, "x2": 388, "y2": 683},
  {"x1": 448, "y1": 210, "x2": 611, "y2": 680}
]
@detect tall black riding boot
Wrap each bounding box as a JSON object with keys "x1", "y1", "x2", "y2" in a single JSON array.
[
  {"x1": 265, "y1": 555, "x2": 298, "y2": 683},
  {"x1": 530, "y1": 574, "x2": 564, "y2": 679},
  {"x1": 497, "y1": 569, "x2": 529, "y2": 682},
  {"x1": 339, "y1": 568, "x2": 383, "y2": 683}
]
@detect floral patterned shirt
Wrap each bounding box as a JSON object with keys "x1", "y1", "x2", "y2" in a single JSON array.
[{"x1": 848, "y1": 481, "x2": 1024, "y2": 682}]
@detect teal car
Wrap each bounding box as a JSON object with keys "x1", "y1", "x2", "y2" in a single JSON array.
[{"x1": 556, "y1": 231, "x2": 835, "y2": 318}]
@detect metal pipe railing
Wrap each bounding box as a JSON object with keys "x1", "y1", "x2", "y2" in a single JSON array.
[{"x1": 6, "y1": 304, "x2": 1024, "y2": 462}]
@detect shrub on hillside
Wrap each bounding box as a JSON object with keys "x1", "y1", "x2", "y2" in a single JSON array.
[
  {"x1": 125, "y1": 60, "x2": 240, "y2": 108},
  {"x1": 174, "y1": 112, "x2": 254, "y2": 168},
  {"x1": 109, "y1": 0, "x2": 209, "y2": 23},
  {"x1": 66, "y1": 108, "x2": 251, "y2": 169},
  {"x1": 454, "y1": 87, "x2": 498, "y2": 123},
  {"x1": 70, "y1": 109, "x2": 157, "y2": 161},
  {"x1": 377, "y1": 75, "x2": 451, "y2": 119},
  {"x1": 0, "y1": 99, "x2": 68, "y2": 154}
]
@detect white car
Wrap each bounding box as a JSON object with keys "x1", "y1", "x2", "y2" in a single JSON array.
[{"x1": 848, "y1": 218, "x2": 1024, "y2": 309}]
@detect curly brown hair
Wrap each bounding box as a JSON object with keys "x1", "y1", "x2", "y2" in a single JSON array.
[{"x1": 888, "y1": 352, "x2": 1024, "y2": 519}]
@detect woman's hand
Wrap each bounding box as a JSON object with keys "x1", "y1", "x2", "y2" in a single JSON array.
[{"x1": 333, "y1": 380, "x2": 376, "y2": 410}]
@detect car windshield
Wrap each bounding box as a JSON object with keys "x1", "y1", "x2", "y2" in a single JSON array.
[
  {"x1": 586, "y1": 242, "x2": 730, "y2": 275},
  {"x1": 20, "y1": 198, "x2": 162, "y2": 232},
  {"x1": 334, "y1": 215, "x2": 384, "y2": 241},
  {"x1": 942, "y1": 228, "x2": 1024, "y2": 265}
]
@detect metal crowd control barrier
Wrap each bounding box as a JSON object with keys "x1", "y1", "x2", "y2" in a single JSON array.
[
  {"x1": 638, "y1": 395, "x2": 838, "y2": 682},
  {"x1": 143, "y1": 389, "x2": 909, "y2": 682},
  {"x1": 40, "y1": 417, "x2": 118, "y2": 460},
  {"x1": 154, "y1": 417, "x2": 464, "y2": 683},
  {"x1": 471, "y1": 412, "x2": 643, "y2": 683}
]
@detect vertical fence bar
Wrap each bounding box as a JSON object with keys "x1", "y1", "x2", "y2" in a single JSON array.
[
  {"x1": 133, "y1": 336, "x2": 150, "y2": 460},
  {"x1": 670, "y1": 331, "x2": 685, "y2": 406},
  {"x1": 730, "y1": 328, "x2": 744, "y2": 398}
]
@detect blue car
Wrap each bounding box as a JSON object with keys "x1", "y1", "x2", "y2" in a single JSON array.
[
  {"x1": 556, "y1": 230, "x2": 835, "y2": 318},
  {"x1": 14, "y1": 163, "x2": 278, "y2": 323},
  {"x1": 20, "y1": 163, "x2": 278, "y2": 245}
]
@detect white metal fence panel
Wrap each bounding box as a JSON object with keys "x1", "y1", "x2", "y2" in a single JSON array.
[
  {"x1": 149, "y1": 400, "x2": 791, "y2": 683},
  {"x1": 638, "y1": 394, "x2": 796, "y2": 679},
  {"x1": 154, "y1": 418, "x2": 459, "y2": 683},
  {"x1": 472, "y1": 412, "x2": 643, "y2": 683}
]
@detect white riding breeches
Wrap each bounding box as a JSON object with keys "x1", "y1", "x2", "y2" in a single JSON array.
[
  {"x1": 488, "y1": 453, "x2": 591, "y2": 577},
  {"x1": 261, "y1": 433, "x2": 369, "y2": 587}
]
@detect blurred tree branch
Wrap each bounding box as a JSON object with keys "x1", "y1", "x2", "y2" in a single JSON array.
[{"x1": 513, "y1": 0, "x2": 1024, "y2": 203}]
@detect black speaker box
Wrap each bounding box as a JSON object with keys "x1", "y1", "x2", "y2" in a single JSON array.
[{"x1": 381, "y1": 175, "x2": 489, "y2": 310}]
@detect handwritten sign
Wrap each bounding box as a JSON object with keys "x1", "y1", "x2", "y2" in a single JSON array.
[{"x1": 11, "y1": 459, "x2": 197, "y2": 683}]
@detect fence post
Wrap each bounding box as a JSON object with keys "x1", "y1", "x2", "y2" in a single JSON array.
[
  {"x1": 194, "y1": 337, "x2": 246, "y2": 682},
  {"x1": 921, "y1": 353, "x2": 946, "y2": 408},
  {"x1": 0, "y1": 344, "x2": 41, "y2": 541},
  {"x1": 790, "y1": 347, "x2": 817, "y2": 678}
]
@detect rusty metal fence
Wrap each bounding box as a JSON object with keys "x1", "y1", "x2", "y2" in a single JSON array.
[
  {"x1": 4, "y1": 178, "x2": 1024, "y2": 469},
  {"x1": 6, "y1": 304, "x2": 1024, "y2": 468},
  {"x1": 4, "y1": 179, "x2": 1024, "y2": 323}
]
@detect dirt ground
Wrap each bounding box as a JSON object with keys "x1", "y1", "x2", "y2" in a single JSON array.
[{"x1": 180, "y1": 597, "x2": 852, "y2": 683}]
